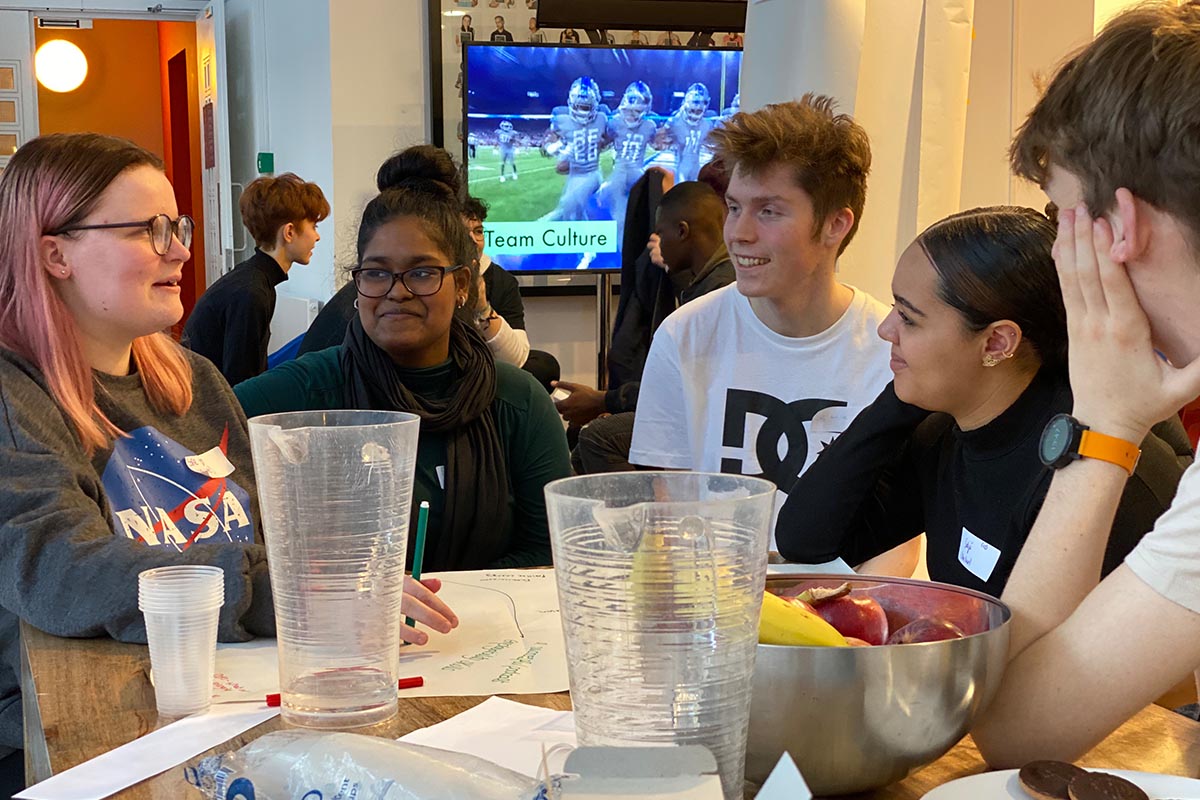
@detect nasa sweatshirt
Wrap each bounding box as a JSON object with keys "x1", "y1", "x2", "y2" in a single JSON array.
[{"x1": 0, "y1": 347, "x2": 274, "y2": 752}]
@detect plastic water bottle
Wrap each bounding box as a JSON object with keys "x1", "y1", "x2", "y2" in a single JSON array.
[{"x1": 186, "y1": 731, "x2": 549, "y2": 800}]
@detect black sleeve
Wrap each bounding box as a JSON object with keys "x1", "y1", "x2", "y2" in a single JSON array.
[
  {"x1": 605, "y1": 381, "x2": 640, "y2": 414},
  {"x1": 1103, "y1": 421, "x2": 1194, "y2": 575},
  {"x1": 219, "y1": 288, "x2": 272, "y2": 387},
  {"x1": 485, "y1": 266, "x2": 526, "y2": 330},
  {"x1": 775, "y1": 382, "x2": 932, "y2": 565}
]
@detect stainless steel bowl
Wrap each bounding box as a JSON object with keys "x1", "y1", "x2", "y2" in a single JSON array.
[{"x1": 745, "y1": 574, "x2": 1011, "y2": 795}]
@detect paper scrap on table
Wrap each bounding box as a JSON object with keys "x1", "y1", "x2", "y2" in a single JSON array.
[
  {"x1": 399, "y1": 696, "x2": 576, "y2": 778},
  {"x1": 15, "y1": 703, "x2": 278, "y2": 800},
  {"x1": 212, "y1": 569, "x2": 568, "y2": 702},
  {"x1": 756, "y1": 752, "x2": 813, "y2": 800}
]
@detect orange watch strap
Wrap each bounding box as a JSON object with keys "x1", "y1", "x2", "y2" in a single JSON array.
[{"x1": 1078, "y1": 429, "x2": 1141, "y2": 475}]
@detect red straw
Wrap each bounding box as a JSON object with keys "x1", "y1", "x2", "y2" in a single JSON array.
[{"x1": 265, "y1": 677, "x2": 423, "y2": 707}]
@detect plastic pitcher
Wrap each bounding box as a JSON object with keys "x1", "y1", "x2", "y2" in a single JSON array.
[
  {"x1": 248, "y1": 410, "x2": 419, "y2": 728},
  {"x1": 544, "y1": 472, "x2": 775, "y2": 800}
]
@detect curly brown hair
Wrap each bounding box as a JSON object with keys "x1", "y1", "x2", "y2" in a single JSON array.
[
  {"x1": 708, "y1": 93, "x2": 871, "y2": 255},
  {"x1": 1010, "y1": 2, "x2": 1200, "y2": 249},
  {"x1": 239, "y1": 173, "x2": 330, "y2": 249}
]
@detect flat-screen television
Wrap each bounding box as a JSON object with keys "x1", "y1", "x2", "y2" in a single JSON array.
[
  {"x1": 536, "y1": 0, "x2": 747, "y2": 31},
  {"x1": 463, "y1": 42, "x2": 742, "y2": 273}
]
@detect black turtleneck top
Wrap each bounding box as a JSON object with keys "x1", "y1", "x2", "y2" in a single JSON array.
[
  {"x1": 183, "y1": 248, "x2": 287, "y2": 387},
  {"x1": 775, "y1": 370, "x2": 1192, "y2": 597}
]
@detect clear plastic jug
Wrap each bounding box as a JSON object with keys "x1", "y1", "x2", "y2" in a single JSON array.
[
  {"x1": 248, "y1": 410, "x2": 419, "y2": 728},
  {"x1": 544, "y1": 472, "x2": 775, "y2": 800}
]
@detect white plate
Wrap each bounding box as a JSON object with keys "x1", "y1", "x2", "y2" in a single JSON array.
[{"x1": 922, "y1": 768, "x2": 1200, "y2": 799}]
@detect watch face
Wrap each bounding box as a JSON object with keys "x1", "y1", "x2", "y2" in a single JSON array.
[{"x1": 1040, "y1": 415, "x2": 1073, "y2": 464}]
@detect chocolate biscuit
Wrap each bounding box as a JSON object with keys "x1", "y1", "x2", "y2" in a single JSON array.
[
  {"x1": 1018, "y1": 761, "x2": 1089, "y2": 800},
  {"x1": 1066, "y1": 772, "x2": 1149, "y2": 800}
]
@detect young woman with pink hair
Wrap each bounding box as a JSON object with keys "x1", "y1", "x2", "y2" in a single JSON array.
[{"x1": 0, "y1": 134, "x2": 455, "y2": 789}]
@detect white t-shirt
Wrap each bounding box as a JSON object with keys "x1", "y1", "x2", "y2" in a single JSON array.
[
  {"x1": 1126, "y1": 458, "x2": 1200, "y2": 613},
  {"x1": 629, "y1": 283, "x2": 893, "y2": 545}
]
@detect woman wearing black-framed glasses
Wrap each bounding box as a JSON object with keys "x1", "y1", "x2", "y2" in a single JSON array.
[{"x1": 235, "y1": 145, "x2": 570, "y2": 572}]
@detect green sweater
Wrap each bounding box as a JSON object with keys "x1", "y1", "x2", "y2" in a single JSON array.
[{"x1": 234, "y1": 347, "x2": 570, "y2": 569}]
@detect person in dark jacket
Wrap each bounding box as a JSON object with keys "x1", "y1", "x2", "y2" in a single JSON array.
[
  {"x1": 556, "y1": 181, "x2": 735, "y2": 473},
  {"x1": 183, "y1": 173, "x2": 329, "y2": 386},
  {"x1": 776, "y1": 206, "x2": 1192, "y2": 595}
]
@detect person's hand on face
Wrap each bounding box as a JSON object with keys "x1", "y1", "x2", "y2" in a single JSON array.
[
  {"x1": 552, "y1": 380, "x2": 608, "y2": 426},
  {"x1": 400, "y1": 576, "x2": 459, "y2": 645},
  {"x1": 647, "y1": 233, "x2": 667, "y2": 271},
  {"x1": 1055, "y1": 202, "x2": 1200, "y2": 443}
]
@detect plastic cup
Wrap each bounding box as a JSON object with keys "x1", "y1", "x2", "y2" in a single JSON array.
[
  {"x1": 545, "y1": 472, "x2": 776, "y2": 800},
  {"x1": 248, "y1": 410, "x2": 419, "y2": 729},
  {"x1": 138, "y1": 565, "x2": 225, "y2": 718}
]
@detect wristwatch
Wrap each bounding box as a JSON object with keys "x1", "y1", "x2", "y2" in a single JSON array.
[{"x1": 1038, "y1": 413, "x2": 1141, "y2": 475}]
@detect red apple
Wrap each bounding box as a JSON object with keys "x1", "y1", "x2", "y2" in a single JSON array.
[
  {"x1": 812, "y1": 595, "x2": 889, "y2": 645},
  {"x1": 854, "y1": 584, "x2": 991, "y2": 636},
  {"x1": 885, "y1": 617, "x2": 965, "y2": 645}
]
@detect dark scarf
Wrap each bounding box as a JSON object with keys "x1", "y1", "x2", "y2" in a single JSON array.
[{"x1": 339, "y1": 316, "x2": 511, "y2": 570}]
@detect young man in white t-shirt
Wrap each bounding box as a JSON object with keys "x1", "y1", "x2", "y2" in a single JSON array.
[
  {"x1": 629, "y1": 95, "x2": 894, "y2": 552},
  {"x1": 969, "y1": 3, "x2": 1200, "y2": 767}
]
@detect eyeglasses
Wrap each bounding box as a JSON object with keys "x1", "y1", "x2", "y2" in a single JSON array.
[
  {"x1": 47, "y1": 214, "x2": 195, "y2": 256},
  {"x1": 351, "y1": 265, "x2": 466, "y2": 298}
]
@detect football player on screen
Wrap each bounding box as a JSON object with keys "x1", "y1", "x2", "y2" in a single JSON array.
[
  {"x1": 599, "y1": 81, "x2": 657, "y2": 245},
  {"x1": 718, "y1": 92, "x2": 741, "y2": 127},
  {"x1": 495, "y1": 119, "x2": 519, "y2": 182},
  {"x1": 656, "y1": 82, "x2": 714, "y2": 182},
  {"x1": 541, "y1": 77, "x2": 610, "y2": 221}
]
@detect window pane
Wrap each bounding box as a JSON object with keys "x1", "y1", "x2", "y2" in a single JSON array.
[
  {"x1": 0, "y1": 134, "x2": 17, "y2": 157},
  {"x1": 0, "y1": 100, "x2": 15, "y2": 124},
  {"x1": 0, "y1": 67, "x2": 14, "y2": 92}
]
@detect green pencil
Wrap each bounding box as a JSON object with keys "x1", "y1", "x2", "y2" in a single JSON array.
[{"x1": 404, "y1": 500, "x2": 430, "y2": 629}]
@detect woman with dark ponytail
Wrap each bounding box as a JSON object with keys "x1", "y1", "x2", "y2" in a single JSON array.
[
  {"x1": 236, "y1": 146, "x2": 570, "y2": 570},
  {"x1": 776, "y1": 206, "x2": 1191, "y2": 596}
]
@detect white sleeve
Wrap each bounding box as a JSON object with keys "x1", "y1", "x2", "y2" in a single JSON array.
[
  {"x1": 629, "y1": 327, "x2": 694, "y2": 469},
  {"x1": 484, "y1": 318, "x2": 531, "y2": 368},
  {"x1": 1124, "y1": 459, "x2": 1200, "y2": 614}
]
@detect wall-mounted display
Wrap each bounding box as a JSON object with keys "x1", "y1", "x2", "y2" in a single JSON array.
[{"x1": 460, "y1": 42, "x2": 741, "y2": 273}]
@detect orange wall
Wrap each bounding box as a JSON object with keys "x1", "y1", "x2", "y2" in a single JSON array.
[
  {"x1": 35, "y1": 20, "x2": 165, "y2": 158},
  {"x1": 157, "y1": 21, "x2": 205, "y2": 328}
]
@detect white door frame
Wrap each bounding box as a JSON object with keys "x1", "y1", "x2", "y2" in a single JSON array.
[{"x1": 6, "y1": 0, "x2": 234, "y2": 286}]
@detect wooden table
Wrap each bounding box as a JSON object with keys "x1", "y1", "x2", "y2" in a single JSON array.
[{"x1": 21, "y1": 622, "x2": 1200, "y2": 798}]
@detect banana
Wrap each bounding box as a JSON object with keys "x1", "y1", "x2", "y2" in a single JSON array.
[{"x1": 759, "y1": 591, "x2": 849, "y2": 647}]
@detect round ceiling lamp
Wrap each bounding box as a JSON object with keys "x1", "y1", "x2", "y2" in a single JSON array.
[{"x1": 35, "y1": 40, "x2": 88, "y2": 93}]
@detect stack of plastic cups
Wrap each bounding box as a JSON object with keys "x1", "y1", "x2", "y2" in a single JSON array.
[{"x1": 138, "y1": 565, "x2": 225, "y2": 718}]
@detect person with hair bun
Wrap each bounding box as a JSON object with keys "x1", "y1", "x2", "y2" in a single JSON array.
[
  {"x1": 183, "y1": 172, "x2": 329, "y2": 386},
  {"x1": 0, "y1": 133, "x2": 459, "y2": 791},
  {"x1": 776, "y1": 206, "x2": 1191, "y2": 594},
  {"x1": 236, "y1": 145, "x2": 570, "y2": 571}
]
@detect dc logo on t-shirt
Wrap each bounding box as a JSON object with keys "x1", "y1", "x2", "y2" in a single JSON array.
[
  {"x1": 101, "y1": 424, "x2": 255, "y2": 550},
  {"x1": 720, "y1": 389, "x2": 847, "y2": 489}
]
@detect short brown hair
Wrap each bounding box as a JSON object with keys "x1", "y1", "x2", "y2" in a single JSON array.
[
  {"x1": 239, "y1": 173, "x2": 330, "y2": 249},
  {"x1": 709, "y1": 93, "x2": 871, "y2": 254},
  {"x1": 1011, "y1": 2, "x2": 1200, "y2": 247}
]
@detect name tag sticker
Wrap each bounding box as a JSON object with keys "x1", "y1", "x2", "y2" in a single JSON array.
[
  {"x1": 958, "y1": 527, "x2": 1001, "y2": 582},
  {"x1": 185, "y1": 446, "x2": 235, "y2": 479}
]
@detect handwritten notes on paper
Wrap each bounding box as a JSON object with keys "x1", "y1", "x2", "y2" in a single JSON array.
[
  {"x1": 212, "y1": 569, "x2": 569, "y2": 702},
  {"x1": 412, "y1": 569, "x2": 567, "y2": 695}
]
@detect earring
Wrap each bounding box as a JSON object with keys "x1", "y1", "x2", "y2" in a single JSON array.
[
  {"x1": 60, "y1": 269, "x2": 67, "y2": 276},
  {"x1": 982, "y1": 353, "x2": 1012, "y2": 368},
  {"x1": 353, "y1": 298, "x2": 359, "y2": 310},
  {"x1": 457, "y1": 296, "x2": 466, "y2": 309}
]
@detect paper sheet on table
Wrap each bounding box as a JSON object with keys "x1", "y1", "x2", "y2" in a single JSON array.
[
  {"x1": 15, "y1": 703, "x2": 278, "y2": 800},
  {"x1": 398, "y1": 696, "x2": 576, "y2": 778},
  {"x1": 212, "y1": 569, "x2": 569, "y2": 702}
]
